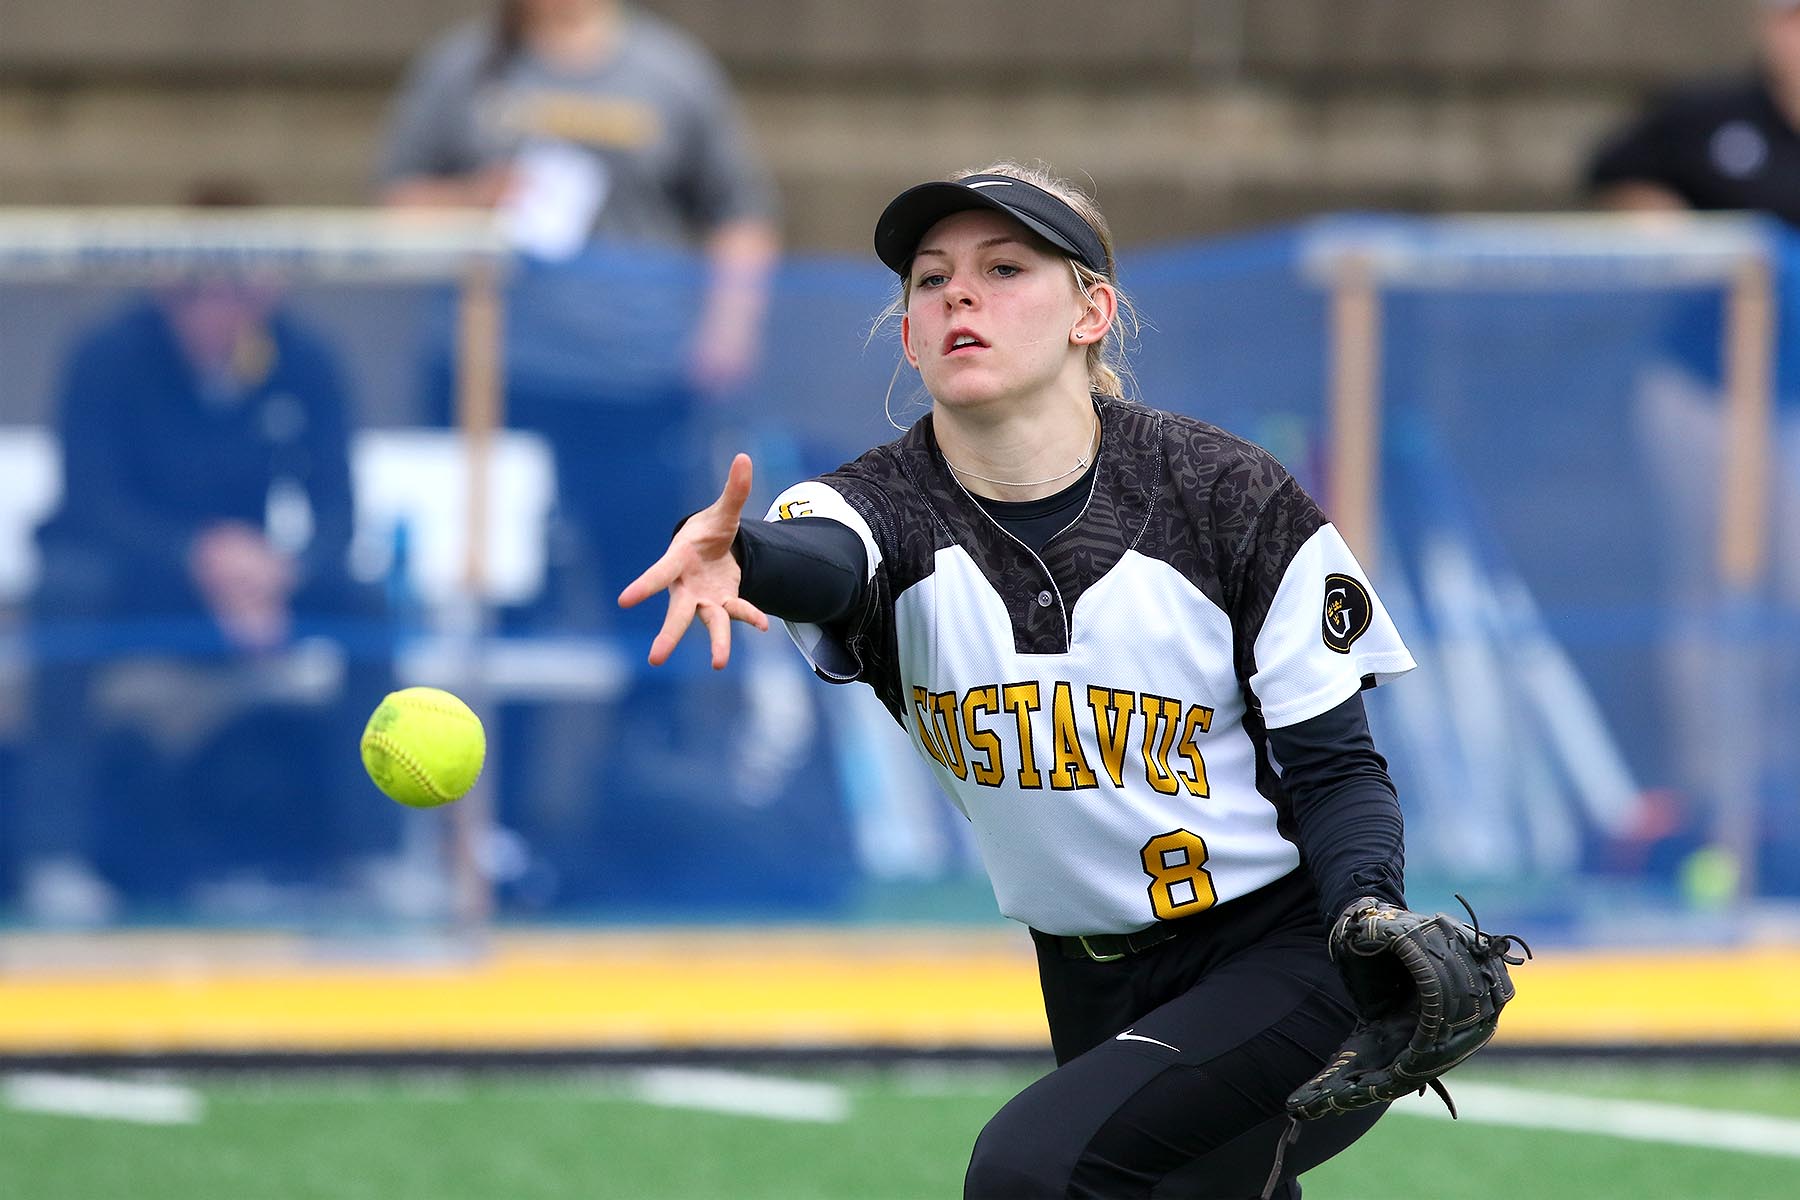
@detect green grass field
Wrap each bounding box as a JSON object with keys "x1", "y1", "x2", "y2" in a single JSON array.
[{"x1": 5, "y1": 1061, "x2": 1799, "y2": 1199}]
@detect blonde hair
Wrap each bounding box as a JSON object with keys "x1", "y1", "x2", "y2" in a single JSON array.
[{"x1": 870, "y1": 160, "x2": 1140, "y2": 405}]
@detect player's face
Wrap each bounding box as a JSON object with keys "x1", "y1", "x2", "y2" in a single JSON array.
[{"x1": 901, "y1": 209, "x2": 1090, "y2": 413}]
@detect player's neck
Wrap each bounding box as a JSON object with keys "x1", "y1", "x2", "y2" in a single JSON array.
[{"x1": 935, "y1": 393, "x2": 1100, "y2": 502}]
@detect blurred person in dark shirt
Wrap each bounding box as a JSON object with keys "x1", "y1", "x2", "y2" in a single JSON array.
[
  {"x1": 1585, "y1": 0, "x2": 1800, "y2": 892},
  {"x1": 1589, "y1": 0, "x2": 1800, "y2": 221},
  {"x1": 40, "y1": 279, "x2": 349, "y2": 650},
  {"x1": 14, "y1": 194, "x2": 400, "y2": 924}
]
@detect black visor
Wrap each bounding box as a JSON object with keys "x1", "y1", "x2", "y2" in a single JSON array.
[{"x1": 873, "y1": 174, "x2": 1109, "y2": 277}]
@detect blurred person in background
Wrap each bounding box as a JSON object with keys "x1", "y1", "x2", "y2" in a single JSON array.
[
  {"x1": 374, "y1": 0, "x2": 778, "y2": 538},
  {"x1": 12, "y1": 184, "x2": 400, "y2": 925},
  {"x1": 1589, "y1": 0, "x2": 1800, "y2": 222},
  {"x1": 376, "y1": 0, "x2": 778, "y2": 383},
  {"x1": 1586, "y1": 0, "x2": 1800, "y2": 892},
  {"x1": 375, "y1": 0, "x2": 797, "y2": 911}
]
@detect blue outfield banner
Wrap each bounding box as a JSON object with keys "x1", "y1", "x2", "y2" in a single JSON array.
[{"x1": 2, "y1": 214, "x2": 1799, "y2": 935}]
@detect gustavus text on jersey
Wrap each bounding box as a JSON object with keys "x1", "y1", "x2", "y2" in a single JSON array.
[{"x1": 909, "y1": 680, "x2": 1216, "y2": 795}]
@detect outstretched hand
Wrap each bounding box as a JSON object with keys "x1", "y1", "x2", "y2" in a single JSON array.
[{"x1": 618, "y1": 452, "x2": 770, "y2": 669}]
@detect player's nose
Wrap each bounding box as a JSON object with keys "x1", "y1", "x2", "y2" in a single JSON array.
[{"x1": 939, "y1": 271, "x2": 979, "y2": 307}]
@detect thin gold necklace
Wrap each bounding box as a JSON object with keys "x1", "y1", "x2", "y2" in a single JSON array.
[{"x1": 944, "y1": 422, "x2": 1100, "y2": 489}]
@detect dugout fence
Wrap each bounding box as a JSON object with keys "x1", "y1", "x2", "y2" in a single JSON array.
[{"x1": 0, "y1": 208, "x2": 1793, "y2": 946}]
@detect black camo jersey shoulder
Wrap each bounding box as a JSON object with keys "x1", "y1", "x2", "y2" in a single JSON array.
[
  {"x1": 800, "y1": 400, "x2": 1327, "y2": 724},
  {"x1": 1146, "y1": 409, "x2": 1327, "y2": 685}
]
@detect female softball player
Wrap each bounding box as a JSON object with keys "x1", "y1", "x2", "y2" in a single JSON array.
[{"x1": 622, "y1": 162, "x2": 1417, "y2": 1198}]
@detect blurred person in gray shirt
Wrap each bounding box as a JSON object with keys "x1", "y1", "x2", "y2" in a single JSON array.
[
  {"x1": 377, "y1": 0, "x2": 778, "y2": 394},
  {"x1": 376, "y1": 0, "x2": 781, "y2": 640},
  {"x1": 374, "y1": 2, "x2": 793, "y2": 911}
]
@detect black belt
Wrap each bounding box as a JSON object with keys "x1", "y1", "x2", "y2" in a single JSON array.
[
  {"x1": 1049, "y1": 922, "x2": 1185, "y2": 963},
  {"x1": 1040, "y1": 872, "x2": 1316, "y2": 963}
]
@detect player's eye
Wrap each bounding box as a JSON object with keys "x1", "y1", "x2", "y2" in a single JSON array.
[
  {"x1": 916, "y1": 271, "x2": 949, "y2": 289},
  {"x1": 990, "y1": 263, "x2": 1021, "y2": 278}
]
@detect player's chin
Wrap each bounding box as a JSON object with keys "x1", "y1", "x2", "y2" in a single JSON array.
[{"x1": 923, "y1": 367, "x2": 1016, "y2": 411}]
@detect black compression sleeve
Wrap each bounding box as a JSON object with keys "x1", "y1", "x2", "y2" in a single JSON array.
[
  {"x1": 1268, "y1": 692, "x2": 1407, "y2": 924},
  {"x1": 732, "y1": 517, "x2": 869, "y2": 625}
]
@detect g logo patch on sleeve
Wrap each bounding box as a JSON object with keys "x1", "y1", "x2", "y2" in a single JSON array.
[{"x1": 1321, "y1": 573, "x2": 1372, "y2": 653}]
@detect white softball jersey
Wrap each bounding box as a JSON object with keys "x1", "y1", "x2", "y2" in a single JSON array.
[{"x1": 766, "y1": 400, "x2": 1414, "y2": 937}]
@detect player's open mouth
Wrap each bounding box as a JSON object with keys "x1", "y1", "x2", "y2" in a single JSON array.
[{"x1": 944, "y1": 329, "x2": 988, "y2": 355}]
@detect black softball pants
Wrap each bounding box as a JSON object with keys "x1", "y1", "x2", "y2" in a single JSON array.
[{"x1": 965, "y1": 871, "x2": 1387, "y2": 1199}]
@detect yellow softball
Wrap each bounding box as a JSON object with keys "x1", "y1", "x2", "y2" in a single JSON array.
[{"x1": 359, "y1": 687, "x2": 486, "y2": 808}]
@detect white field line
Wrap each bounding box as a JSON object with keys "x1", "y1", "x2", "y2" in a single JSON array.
[
  {"x1": 1389, "y1": 1081, "x2": 1800, "y2": 1159},
  {"x1": 628, "y1": 1068, "x2": 849, "y2": 1123},
  {"x1": 3, "y1": 1074, "x2": 203, "y2": 1125}
]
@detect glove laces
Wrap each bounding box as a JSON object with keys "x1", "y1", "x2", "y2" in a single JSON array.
[
  {"x1": 1456, "y1": 893, "x2": 1534, "y2": 970},
  {"x1": 1259, "y1": 1118, "x2": 1302, "y2": 1200}
]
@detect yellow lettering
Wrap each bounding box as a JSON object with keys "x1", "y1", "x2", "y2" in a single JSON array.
[
  {"x1": 777, "y1": 499, "x2": 813, "y2": 520},
  {"x1": 1048, "y1": 681, "x2": 1098, "y2": 790},
  {"x1": 931, "y1": 690, "x2": 968, "y2": 781},
  {"x1": 1000, "y1": 682, "x2": 1044, "y2": 789},
  {"x1": 932, "y1": 681, "x2": 1209, "y2": 799},
  {"x1": 912, "y1": 685, "x2": 948, "y2": 767},
  {"x1": 1086, "y1": 685, "x2": 1135, "y2": 787},
  {"x1": 961, "y1": 686, "x2": 1005, "y2": 787},
  {"x1": 1173, "y1": 703, "x2": 1214, "y2": 797},
  {"x1": 1139, "y1": 693, "x2": 1182, "y2": 796}
]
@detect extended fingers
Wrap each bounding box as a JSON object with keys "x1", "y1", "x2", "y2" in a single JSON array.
[
  {"x1": 724, "y1": 596, "x2": 769, "y2": 631},
  {"x1": 714, "y1": 453, "x2": 755, "y2": 523},
  {"x1": 641, "y1": 594, "x2": 765, "y2": 671},
  {"x1": 618, "y1": 549, "x2": 684, "y2": 609},
  {"x1": 696, "y1": 590, "x2": 769, "y2": 671},
  {"x1": 647, "y1": 595, "x2": 698, "y2": 666},
  {"x1": 697, "y1": 601, "x2": 733, "y2": 669}
]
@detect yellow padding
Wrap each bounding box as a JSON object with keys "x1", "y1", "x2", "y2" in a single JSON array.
[
  {"x1": 1495, "y1": 945, "x2": 1800, "y2": 1042},
  {"x1": 0, "y1": 930, "x2": 1045, "y2": 1052},
  {"x1": 1, "y1": 931, "x2": 1795, "y2": 1053}
]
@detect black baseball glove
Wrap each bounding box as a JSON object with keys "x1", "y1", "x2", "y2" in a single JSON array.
[{"x1": 1286, "y1": 894, "x2": 1530, "y2": 1121}]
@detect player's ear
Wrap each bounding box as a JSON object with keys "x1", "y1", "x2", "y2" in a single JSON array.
[
  {"x1": 901, "y1": 315, "x2": 921, "y2": 369},
  {"x1": 1072, "y1": 280, "x2": 1117, "y2": 346}
]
